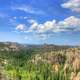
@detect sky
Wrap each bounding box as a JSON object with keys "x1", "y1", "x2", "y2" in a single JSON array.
[{"x1": 0, "y1": 0, "x2": 80, "y2": 45}]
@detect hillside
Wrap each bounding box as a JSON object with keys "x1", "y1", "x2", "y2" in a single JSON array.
[
  {"x1": 0, "y1": 42, "x2": 80, "y2": 80},
  {"x1": 0, "y1": 42, "x2": 72, "y2": 52}
]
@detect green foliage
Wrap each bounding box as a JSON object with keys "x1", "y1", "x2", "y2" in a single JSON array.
[{"x1": 0, "y1": 43, "x2": 80, "y2": 80}]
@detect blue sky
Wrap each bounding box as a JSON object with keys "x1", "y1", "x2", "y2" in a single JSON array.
[{"x1": 0, "y1": 0, "x2": 80, "y2": 45}]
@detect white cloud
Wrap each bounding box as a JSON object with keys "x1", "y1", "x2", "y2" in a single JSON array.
[
  {"x1": 27, "y1": 20, "x2": 57, "y2": 33},
  {"x1": 15, "y1": 16, "x2": 80, "y2": 40},
  {"x1": 27, "y1": 16, "x2": 80, "y2": 33},
  {"x1": 37, "y1": 20, "x2": 56, "y2": 33},
  {"x1": 16, "y1": 24, "x2": 25, "y2": 30},
  {"x1": 56, "y1": 16, "x2": 80, "y2": 32},
  {"x1": 61, "y1": 0, "x2": 80, "y2": 12},
  {"x1": 26, "y1": 20, "x2": 38, "y2": 32},
  {"x1": 15, "y1": 16, "x2": 80, "y2": 34},
  {"x1": 58, "y1": 16, "x2": 80, "y2": 29}
]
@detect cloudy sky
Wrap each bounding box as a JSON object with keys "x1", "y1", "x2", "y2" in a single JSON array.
[{"x1": 0, "y1": 0, "x2": 80, "y2": 45}]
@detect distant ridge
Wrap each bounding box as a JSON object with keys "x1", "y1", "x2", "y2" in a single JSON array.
[{"x1": 0, "y1": 42, "x2": 76, "y2": 52}]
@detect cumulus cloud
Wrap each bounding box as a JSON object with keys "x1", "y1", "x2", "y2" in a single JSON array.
[
  {"x1": 27, "y1": 16, "x2": 80, "y2": 33},
  {"x1": 15, "y1": 16, "x2": 80, "y2": 34},
  {"x1": 38, "y1": 20, "x2": 56, "y2": 33},
  {"x1": 15, "y1": 16, "x2": 80, "y2": 40},
  {"x1": 16, "y1": 24, "x2": 25, "y2": 30},
  {"x1": 27, "y1": 20, "x2": 57, "y2": 33},
  {"x1": 61, "y1": 0, "x2": 80, "y2": 12},
  {"x1": 58, "y1": 16, "x2": 80, "y2": 31}
]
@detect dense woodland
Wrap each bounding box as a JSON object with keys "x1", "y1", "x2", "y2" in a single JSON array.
[{"x1": 0, "y1": 42, "x2": 80, "y2": 80}]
